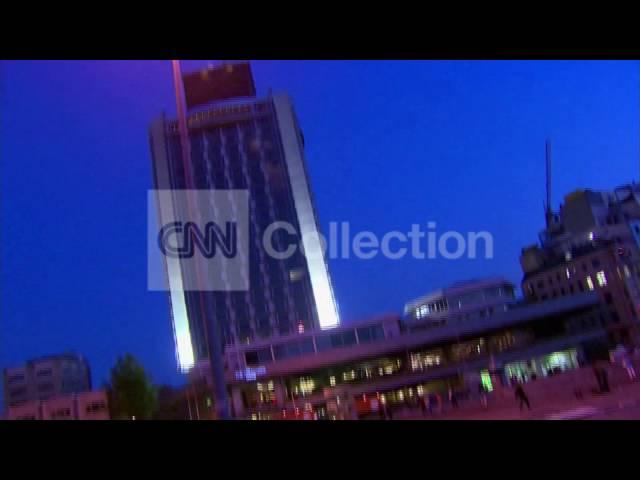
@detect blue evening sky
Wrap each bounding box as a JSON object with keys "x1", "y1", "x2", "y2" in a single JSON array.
[{"x1": 1, "y1": 60, "x2": 638, "y2": 393}]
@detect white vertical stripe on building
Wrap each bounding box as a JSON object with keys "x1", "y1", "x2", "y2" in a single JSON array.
[{"x1": 272, "y1": 93, "x2": 340, "y2": 329}]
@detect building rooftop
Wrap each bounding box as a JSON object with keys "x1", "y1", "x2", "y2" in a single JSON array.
[{"x1": 405, "y1": 277, "x2": 515, "y2": 312}]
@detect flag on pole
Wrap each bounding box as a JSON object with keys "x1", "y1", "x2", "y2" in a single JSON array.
[{"x1": 182, "y1": 62, "x2": 256, "y2": 110}]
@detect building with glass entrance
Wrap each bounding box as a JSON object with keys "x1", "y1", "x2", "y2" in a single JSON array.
[{"x1": 188, "y1": 288, "x2": 610, "y2": 419}]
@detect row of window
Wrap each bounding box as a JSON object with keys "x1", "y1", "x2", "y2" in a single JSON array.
[
  {"x1": 7, "y1": 369, "x2": 54, "y2": 386},
  {"x1": 533, "y1": 259, "x2": 603, "y2": 290},
  {"x1": 15, "y1": 402, "x2": 107, "y2": 420},
  {"x1": 244, "y1": 325, "x2": 386, "y2": 366},
  {"x1": 415, "y1": 299, "x2": 448, "y2": 319},
  {"x1": 528, "y1": 270, "x2": 609, "y2": 299},
  {"x1": 7, "y1": 374, "x2": 25, "y2": 385},
  {"x1": 272, "y1": 332, "x2": 524, "y2": 401}
]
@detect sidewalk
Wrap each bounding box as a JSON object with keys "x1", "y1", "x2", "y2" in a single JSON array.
[{"x1": 397, "y1": 380, "x2": 640, "y2": 420}]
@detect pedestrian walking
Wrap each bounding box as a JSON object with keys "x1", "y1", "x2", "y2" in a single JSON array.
[
  {"x1": 514, "y1": 383, "x2": 531, "y2": 411},
  {"x1": 418, "y1": 395, "x2": 427, "y2": 417},
  {"x1": 448, "y1": 388, "x2": 458, "y2": 409},
  {"x1": 622, "y1": 350, "x2": 636, "y2": 381},
  {"x1": 478, "y1": 382, "x2": 488, "y2": 408}
]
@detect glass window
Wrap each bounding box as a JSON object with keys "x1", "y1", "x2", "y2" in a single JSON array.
[
  {"x1": 330, "y1": 330, "x2": 356, "y2": 348},
  {"x1": 86, "y1": 402, "x2": 106, "y2": 414},
  {"x1": 7, "y1": 374, "x2": 25, "y2": 385},
  {"x1": 586, "y1": 276, "x2": 595, "y2": 291},
  {"x1": 357, "y1": 326, "x2": 372, "y2": 343},
  {"x1": 299, "y1": 338, "x2": 314, "y2": 354},
  {"x1": 371, "y1": 325, "x2": 385, "y2": 341},
  {"x1": 53, "y1": 408, "x2": 72, "y2": 419},
  {"x1": 245, "y1": 347, "x2": 272, "y2": 366},
  {"x1": 273, "y1": 344, "x2": 290, "y2": 360},
  {"x1": 315, "y1": 335, "x2": 332, "y2": 352},
  {"x1": 10, "y1": 387, "x2": 27, "y2": 397},
  {"x1": 357, "y1": 324, "x2": 385, "y2": 344},
  {"x1": 274, "y1": 339, "x2": 315, "y2": 360}
]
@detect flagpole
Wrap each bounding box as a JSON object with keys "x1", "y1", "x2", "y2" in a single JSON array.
[{"x1": 171, "y1": 60, "x2": 231, "y2": 420}]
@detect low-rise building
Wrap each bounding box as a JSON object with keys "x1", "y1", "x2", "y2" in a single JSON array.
[
  {"x1": 404, "y1": 277, "x2": 516, "y2": 330},
  {"x1": 6, "y1": 390, "x2": 109, "y2": 420},
  {"x1": 191, "y1": 283, "x2": 611, "y2": 419},
  {"x1": 3, "y1": 353, "x2": 91, "y2": 408}
]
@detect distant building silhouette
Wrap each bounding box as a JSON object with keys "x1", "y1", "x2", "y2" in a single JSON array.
[{"x1": 3, "y1": 353, "x2": 91, "y2": 408}]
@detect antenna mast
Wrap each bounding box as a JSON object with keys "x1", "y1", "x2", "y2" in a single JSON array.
[{"x1": 545, "y1": 139, "x2": 553, "y2": 227}]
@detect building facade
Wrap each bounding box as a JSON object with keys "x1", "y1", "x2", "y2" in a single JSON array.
[
  {"x1": 404, "y1": 278, "x2": 517, "y2": 331},
  {"x1": 3, "y1": 353, "x2": 91, "y2": 408},
  {"x1": 520, "y1": 183, "x2": 640, "y2": 346},
  {"x1": 6, "y1": 390, "x2": 109, "y2": 420},
  {"x1": 149, "y1": 93, "x2": 339, "y2": 372},
  {"x1": 190, "y1": 287, "x2": 610, "y2": 419}
]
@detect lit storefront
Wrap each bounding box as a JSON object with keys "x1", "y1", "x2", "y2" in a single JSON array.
[{"x1": 212, "y1": 292, "x2": 610, "y2": 419}]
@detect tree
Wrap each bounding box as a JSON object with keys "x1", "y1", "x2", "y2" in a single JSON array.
[{"x1": 108, "y1": 354, "x2": 157, "y2": 420}]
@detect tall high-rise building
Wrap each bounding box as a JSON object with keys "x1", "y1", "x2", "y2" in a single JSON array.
[{"x1": 149, "y1": 66, "x2": 339, "y2": 374}]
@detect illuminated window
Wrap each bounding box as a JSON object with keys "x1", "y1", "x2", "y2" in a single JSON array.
[
  {"x1": 410, "y1": 354, "x2": 421, "y2": 371},
  {"x1": 480, "y1": 370, "x2": 494, "y2": 392},
  {"x1": 342, "y1": 370, "x2": 356, "y2": 382},
  {"x1": 586, "y1": 276, "x2": 595, "y2": 291},
  {"x1": 588, "y1": 232, "x2": 594, "y2": 241},
  {"x1": 299, "y1": 377, "x2": 315, "y2": 396},
  {"x1": 416, "y1": 304, "x2": 429, "y2": 319},
  {"x1": 566, "y1": 268, "x2": 571, "y2": 279},
  {"x1": 289, "y1": 268, "x2": 304, "y2": 282},
  {"x1": 596, "y1": 271, "x2": 608, "y2": 287},
  {"x1": 417, "y1": 385, "x2": 424, "y2": 396},
  {"x1": 329, "y1": 375, "x2": 336, "y2": 387}
]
